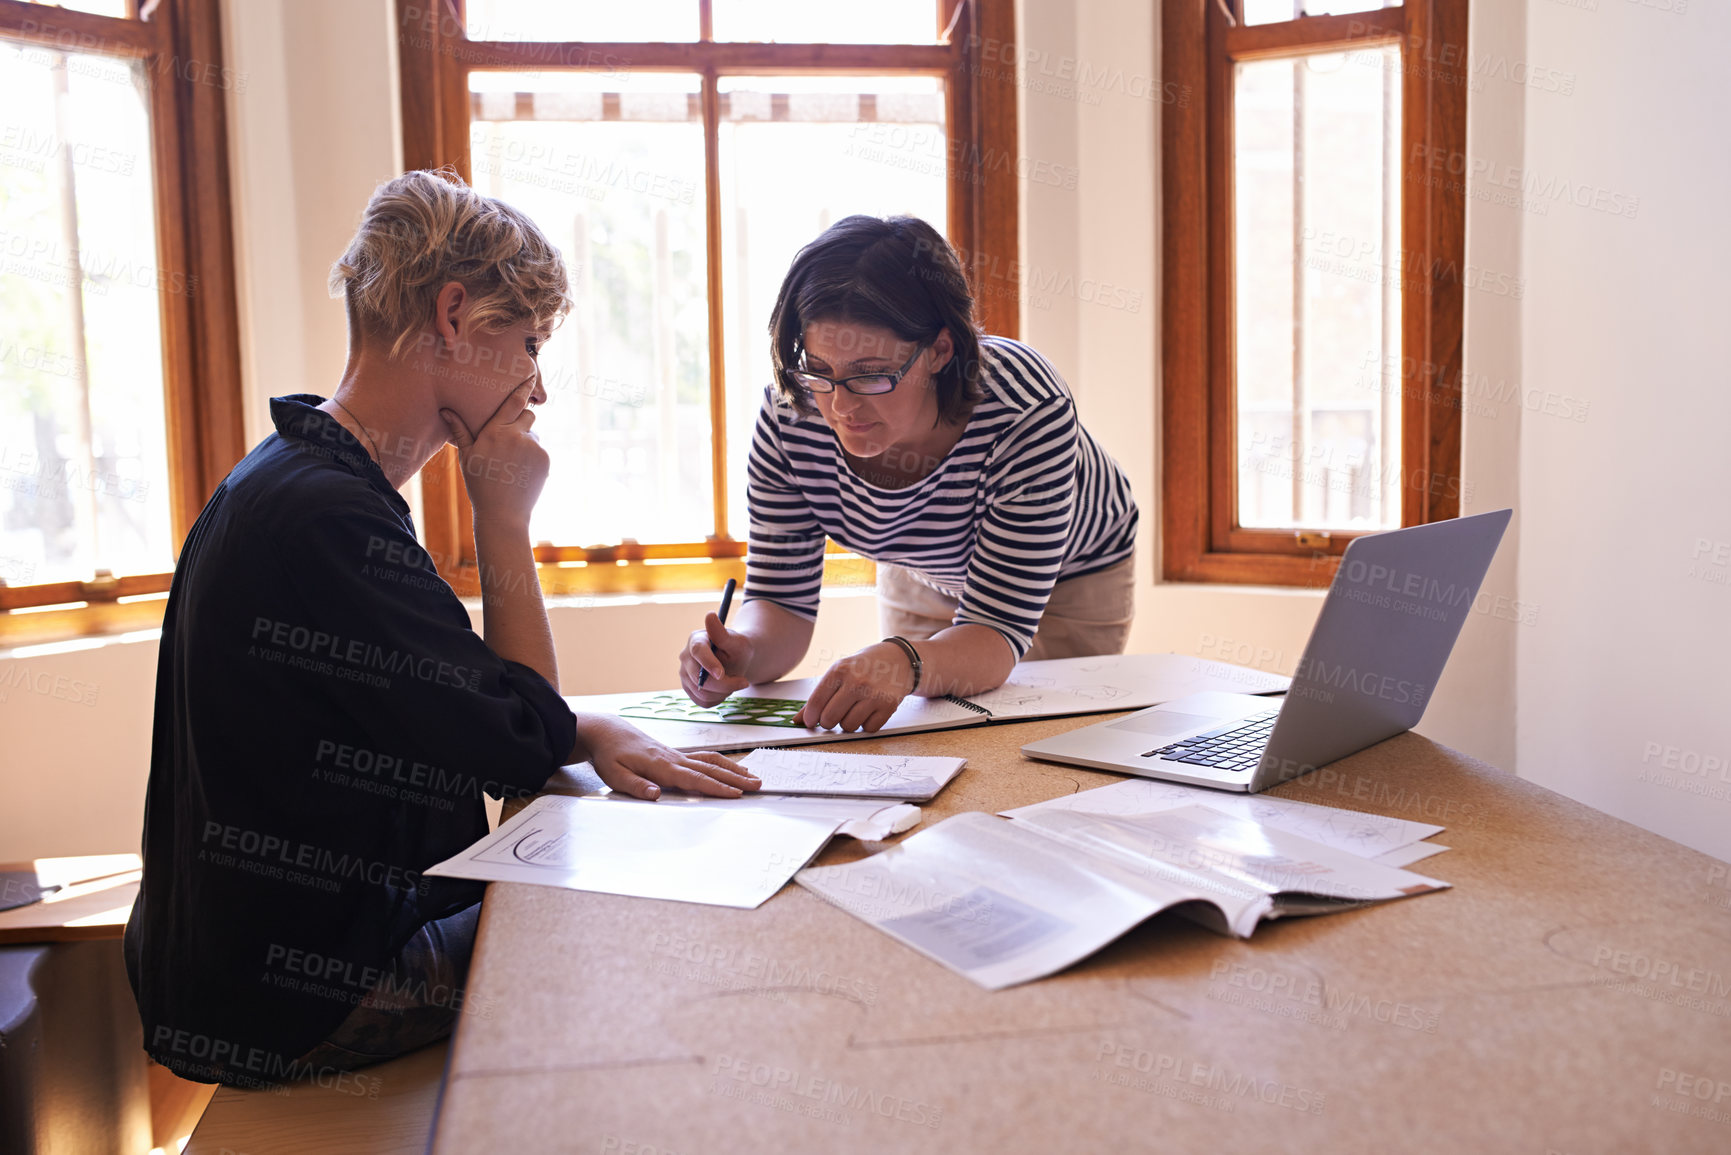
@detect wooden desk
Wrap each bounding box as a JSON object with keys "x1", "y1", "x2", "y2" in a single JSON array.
[
  {"x1": 185, "y1": 1039, "x2": 447, "y2": 1155},
  {"x1": 0, "y1": 855, "x2": 140, "y2": 945},
  {"x1": 431, "y1": 718, "x2": 1731, "y2": 1154}
]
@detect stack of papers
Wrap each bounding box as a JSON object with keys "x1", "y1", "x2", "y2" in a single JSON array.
[{"x1": 797, "y1": 782, "x2": 1454, "y2": 990}]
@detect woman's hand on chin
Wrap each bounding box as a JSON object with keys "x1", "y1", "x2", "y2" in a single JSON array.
[{"x1": 793, "y1": 642, "x2": 917, "y2": 732}]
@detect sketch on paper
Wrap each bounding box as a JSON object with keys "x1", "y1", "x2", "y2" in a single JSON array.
[{"x1": 740, "y1": 748, "x2": 966, "y2": 800}]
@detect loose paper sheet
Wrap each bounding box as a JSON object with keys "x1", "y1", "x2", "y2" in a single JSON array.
[
  {"x1": 1371, "y1": 842, "x2": 1450, "y2": 868},
  {"x1": 738, "y1": 748, "x2": 967, "y2": 800},
  {"x1": 966, "y1": 653, "x2": 1288, "y2": 719},
  {"x1": 1001, "y1": 778, "x2": 1445, "y2": 861},
  {"x1": 426, "y1": 793, "x2": 910, "y2": 909}
]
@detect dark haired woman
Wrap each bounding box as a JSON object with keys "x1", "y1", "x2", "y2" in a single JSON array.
[{"x1": 678, "y1": 215, "x2": 1138, "y2": 732}]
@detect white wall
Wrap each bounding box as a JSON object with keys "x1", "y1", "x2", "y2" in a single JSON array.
[
  {"x1": 1417, "y1": 0, "x2": 1527, "y2": 774},
  {"x1": 0, "y1": 635, "x2": 158, "y2": 861},
  {"x1": 225, "y1": 0, "x2": 399, "y2": 448},
  {"x1": 4, "y1": 0, "x2": 1726, "y2": 865},
  {"x1": 1515, "y1": 0, "x2": 1731, "y2": 860}
]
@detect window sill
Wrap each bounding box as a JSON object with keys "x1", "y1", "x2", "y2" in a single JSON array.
[
  {"x1": 1153, "y1": 578, "x2": 1329, "y2": 599},
  {"x1": 0, "y1": 597, "x2": 172, "y2": 652},
  {"x1": 444, "y1": 555, "x2": 874, "y2": 598},
  {"x1": 0, "y1": 562, "x2": 877, "y2": 652},
  {"x1": 468, "y1": 584, "x2": 877, "y2": 615}
]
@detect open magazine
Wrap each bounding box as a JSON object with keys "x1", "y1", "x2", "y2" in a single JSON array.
[{"x1": 795, "y1": 804, "x2": 1448, "y2": 990}]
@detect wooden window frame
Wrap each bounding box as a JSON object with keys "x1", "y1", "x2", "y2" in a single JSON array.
[
  {"x1": 0, "y1": 0, "x2": 245, "y2": 643},
  {"x1": 395, "y1": 0, "x2": 1019, "y2": 598},
  {"x1": 1161, "y1": 0, "x2": 1467, "y2": 587}
]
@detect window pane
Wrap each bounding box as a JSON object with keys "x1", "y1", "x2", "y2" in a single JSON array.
[
  {"x1": 469, "y1": 72, "x2": 712, "y2": 546},
  {"x1": 1242, "y1": 0, "x2": 1399, "y2": 25},
  {"x1": 15, "y1": 0, "x2": 130, "y2": 17},
  {"x1": 0, "y1": 42, "x2": 171, "y2": 589},
  {"x1": 716, "y1": 76, "x2": 947, "y2": 536},
  {"x1": 1233, "y1": 49, "x2": 1401, "y2": 532},
  {"x1": 712, "y1": 0, "x2": 940, "y2": 44},
  {"x1": 1303, "y1": 0, "x2": 1400, "y2": 15},
  {"x1": 464, "y1": 0, "x2": 699, "y2": 43},
  {"x1": 1242, "y1": 0, "x2": 1299, "y2": 22}
]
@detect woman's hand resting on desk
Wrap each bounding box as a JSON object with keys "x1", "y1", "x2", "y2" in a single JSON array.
[
  {"x1": 573, "y1": 713, "x2": 760, "y2": 800},
  {"x1": 793, "y1": 641, "x2": 916, "y2": 733}
]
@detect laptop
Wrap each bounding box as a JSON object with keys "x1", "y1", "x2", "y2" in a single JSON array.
[{"x1": 1021, "y1": 508, "x2": 1512, "y2": 792}]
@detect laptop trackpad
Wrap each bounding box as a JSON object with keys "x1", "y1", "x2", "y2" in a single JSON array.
[{"x1": 1108, "y1": 710, "x2": 1223, "y2": 737}]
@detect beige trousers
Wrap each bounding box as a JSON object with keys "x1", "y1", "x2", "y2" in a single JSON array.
[{"x1": 876, "y1": 556, "x2": 1136, "y2": 661}]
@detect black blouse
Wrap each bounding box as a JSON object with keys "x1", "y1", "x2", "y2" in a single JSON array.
[{"x1": 125, "y1": 396, "x2": 575, "y2": 1086}]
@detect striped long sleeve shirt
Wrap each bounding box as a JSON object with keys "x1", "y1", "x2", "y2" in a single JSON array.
[{"x1": 743, "y1": 335, "x2": 1138, "y2": 656}]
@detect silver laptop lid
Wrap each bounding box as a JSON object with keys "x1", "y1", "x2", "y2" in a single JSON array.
[{"x1": 1252, "y1": 508, "x2": 1512, "y2": 789}]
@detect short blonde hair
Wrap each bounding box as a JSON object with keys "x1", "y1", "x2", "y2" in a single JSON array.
[{"x1": 330, "y1": 169, "x2": 571, "y2": 359}]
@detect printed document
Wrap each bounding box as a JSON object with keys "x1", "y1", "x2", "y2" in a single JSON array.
[{"x1": 796, "y1": 805, "x2": 1448, "y2": 989}]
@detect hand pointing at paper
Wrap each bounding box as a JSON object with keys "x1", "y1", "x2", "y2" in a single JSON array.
[{"x1": 792, "y1": 642, "x2": 918, "y2": 733}]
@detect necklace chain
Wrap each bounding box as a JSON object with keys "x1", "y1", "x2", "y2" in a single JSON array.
[{"x1": 330, "y1": 398, "x2": 382, "y2": 465}]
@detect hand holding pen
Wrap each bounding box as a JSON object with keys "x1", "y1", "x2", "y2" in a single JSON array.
[
  {"x1": 680, "y1": 578, "x2": 755, "y2": 706},
  {"x1": 697, "y1": 578, "x2": 735, "y2": 688}
]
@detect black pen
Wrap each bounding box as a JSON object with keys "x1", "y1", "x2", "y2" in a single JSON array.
[{"x1": 697, "y1": 577, "x2": 737, "y2": 688}]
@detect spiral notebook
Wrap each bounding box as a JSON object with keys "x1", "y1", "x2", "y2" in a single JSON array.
[{"x1": 565, "y1": 653, "x2": 1290, "y2": 754}]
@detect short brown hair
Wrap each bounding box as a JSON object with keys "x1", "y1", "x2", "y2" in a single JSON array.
[
  {"x1": 768, "y1": 215, "x2": 984, "y2": 423},
  {"x1": 330, "y1": 169, "x2": 571, "y2": 359}
]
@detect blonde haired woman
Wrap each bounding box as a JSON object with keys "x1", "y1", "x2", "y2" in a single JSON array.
[{"x1": 126, "y1": 171, "x2": 753, "y2": 1086}]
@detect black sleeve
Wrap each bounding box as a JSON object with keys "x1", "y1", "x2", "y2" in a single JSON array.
[{"x1": 266, "y1": 495, "x2": 576, "y2": 795}]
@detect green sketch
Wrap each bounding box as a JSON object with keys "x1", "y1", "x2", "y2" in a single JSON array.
[{"x1": 617, "y1": 692, "x2": 810, "y2": 728}]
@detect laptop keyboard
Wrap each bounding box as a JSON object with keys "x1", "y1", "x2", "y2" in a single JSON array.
[{"x1": 1141, "y1": 711, "x2": 1280, "y2": 773}]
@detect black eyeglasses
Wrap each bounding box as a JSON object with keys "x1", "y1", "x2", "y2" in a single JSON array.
[{"x1": 788, "y1": 342, "x2": 929, "y2": 396}]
